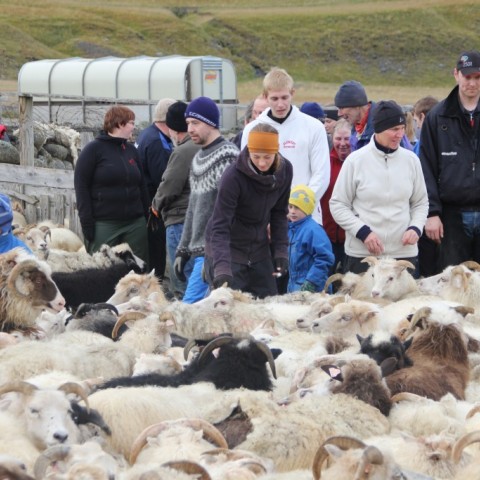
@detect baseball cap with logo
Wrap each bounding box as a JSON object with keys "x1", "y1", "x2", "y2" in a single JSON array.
[{"x1": 456, "y1": 50, "x2": 480, "y2": 75}]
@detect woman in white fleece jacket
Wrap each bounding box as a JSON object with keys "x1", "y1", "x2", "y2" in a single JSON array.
[{"x1": 330, "y1": 100, "x2": 428, "y2": 276}]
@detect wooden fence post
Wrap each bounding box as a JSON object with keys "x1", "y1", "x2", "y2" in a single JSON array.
[{"x1": 18, "y1": 95, "x2": 34, "y2": 167}]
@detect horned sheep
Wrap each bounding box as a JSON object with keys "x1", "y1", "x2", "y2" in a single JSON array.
[{"x1": 0, "y1": 248, "x2": 65, "y2": 332}]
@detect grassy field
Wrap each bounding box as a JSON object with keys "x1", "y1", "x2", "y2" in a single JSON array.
[{"x1": 2, "y1": 0, "x2": 479, "y2": 105}]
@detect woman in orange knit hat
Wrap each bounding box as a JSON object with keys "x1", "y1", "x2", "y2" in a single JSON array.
[{"x1": 204, "y1": 123, "x2": 293, "y2": 298}]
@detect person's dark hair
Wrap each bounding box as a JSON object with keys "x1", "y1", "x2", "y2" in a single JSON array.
[
  {"x1": 103, "y1": 106, "x2": 135, "y2": 133},
  {"x1": 244, "y1": 100, "x2": 255, "y2": 124},
  {"x1": 413, "y1": 96, "x2": 438, "y2": 117}
]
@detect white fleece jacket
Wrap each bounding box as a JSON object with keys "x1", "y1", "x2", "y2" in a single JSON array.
[
  {"x1": 241, "y1": 105, "x2": 330, "y2": 223},
  {"x1": 329, "y1": 136, "x2": 428, "y2": 258}
]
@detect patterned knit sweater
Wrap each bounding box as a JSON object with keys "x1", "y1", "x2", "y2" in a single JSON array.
[{"x1": 177, "y1": 137, "x2": 239, "y2": 258}]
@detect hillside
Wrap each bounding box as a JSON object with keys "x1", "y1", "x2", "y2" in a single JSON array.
[{"x1": 1, "y1": 0, "x2": 480, "y2": 103}]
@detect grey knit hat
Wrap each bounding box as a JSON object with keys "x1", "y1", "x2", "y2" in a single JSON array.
[
  {"x1": 373, "y1": 100, "x2": 406, "y2": 133},
  {"x1": 153, "y1": 98, "x2": 176, "y2": 122},
  {"x1": 334, "y1": 80, "x2": 368, "y2": 108}
]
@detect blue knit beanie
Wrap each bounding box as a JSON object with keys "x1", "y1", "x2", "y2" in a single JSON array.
[
  {"x1": 300, "y1": 102, "x2": 325, "y2": 120},
  {"x1": 334, "y1": 80, "x2": 368, "y2": 108},
  {"x1": 0, "y1": 194, "x2": 13, "y2": 235},
  {"x1": 185, "y1": 96, "x2": 220, "y2": 128}
]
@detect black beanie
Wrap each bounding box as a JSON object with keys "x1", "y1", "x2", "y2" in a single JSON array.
[
  {"x1": 373, "y1": 100, "x2": 406, "y2": 133},
  {"x1": 166, "y1": 101, "x2": 188, "y2": 133},
  {"x1": 334, "y1": 80, "x2": 368, "y2": 108}
]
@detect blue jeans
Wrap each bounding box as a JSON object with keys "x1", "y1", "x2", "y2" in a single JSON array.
[
  {"x1": 182, "y1": 256, "x2": 209, "y2": 304},
  {"x1": 166, "y1": 224, "x2": 193, "y2": 298}
]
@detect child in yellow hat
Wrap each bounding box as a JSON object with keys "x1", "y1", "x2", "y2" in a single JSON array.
[{"x1": 288, "y1": 185, "x2": 334, "y2": 292}]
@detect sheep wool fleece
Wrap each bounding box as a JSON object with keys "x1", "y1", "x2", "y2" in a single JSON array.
[{"x1": 177, "y1": 138, "x2": 239, "y2": 258}]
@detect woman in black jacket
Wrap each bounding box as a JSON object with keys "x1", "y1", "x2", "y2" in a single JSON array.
[
  {"x1": 204, "y1": 123, "x2": 293, "y2": 298},
  {"x1": 74, "y1": 105, "x2": 149, "y2": 264}
]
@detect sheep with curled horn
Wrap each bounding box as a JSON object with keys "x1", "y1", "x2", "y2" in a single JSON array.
[
  {"x1": 65, "y1": 301, "x2": 125, "y2": 340},
  {"x1": 311, "y1": 435, "x2": 431, "y2": 480},
  {"x1": 96, "y1": 333, "x2": 280, "y2": 391},
  {"x1": 0, "y1": 381, "x2": 90, "y2": 473},
  {"x1": 0, "y1": 248, "x2": 66, "y2": 332},
  {"x1": 128, "y1": 418, "x2": 228, "y2": 466}
]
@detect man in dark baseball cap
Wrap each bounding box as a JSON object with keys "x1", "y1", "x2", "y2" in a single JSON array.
[{"x1": 456, "y1": 50, "x2": 480, "y2": 75}]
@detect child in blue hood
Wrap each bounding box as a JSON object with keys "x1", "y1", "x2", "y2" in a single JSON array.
[
  {"x1": 287, "y1": 185, "x2": 334, "y2": 292},
  {"x1": 0, "y1": 194, "x2": 32, "y2": 255}
]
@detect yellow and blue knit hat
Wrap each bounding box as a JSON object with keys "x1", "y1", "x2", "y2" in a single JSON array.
[{"x1": 289, "y1": 185, "x2": 315, "y2": 215}]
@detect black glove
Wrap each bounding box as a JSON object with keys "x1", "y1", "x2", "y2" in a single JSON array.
[
  {"x1": 213, "y1": 274, "x2": 233, "y2": 289},
  {"x1": 301, "y1": 280, "x2": 317, "y2": 293},
  {"x1": 274, "y1": 257, "x2": 288, "y2": 276},
  {"x1": 174, "y1": 255, "x2": 189, "y2": 282},
  {"x1": 82, "y1": 225, "x2": 95, "y2": 242}
]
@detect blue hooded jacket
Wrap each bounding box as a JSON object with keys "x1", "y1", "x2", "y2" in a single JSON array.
[{"x1": 287, "y1": 215, "x2": 334, "y2": 292}]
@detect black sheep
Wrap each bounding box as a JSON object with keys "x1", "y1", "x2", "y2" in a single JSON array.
[
  {"x1": 357, "y1": 332, "x2": 413, "y2": 371},
  {"x1": 53, "y1": 262, "x2": 142, "y2": 310},
  {"x1": 97, "y1": 335, "x2": 281, "y2": 392}
]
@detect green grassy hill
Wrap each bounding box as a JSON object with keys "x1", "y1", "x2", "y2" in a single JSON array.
[{"x1": 2, "y1": 0, "x2": 479, "y2": 102}]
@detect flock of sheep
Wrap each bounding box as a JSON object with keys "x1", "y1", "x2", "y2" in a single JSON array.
[{"x1": 1, "y1": 216, "x2": 480, "y2": 479}]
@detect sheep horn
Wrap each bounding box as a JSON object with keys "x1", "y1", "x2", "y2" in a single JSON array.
[
  {"x1": 323, "y1": 273, "x2": 344, "y2": 293},
  {"x1": 353, "y1": 445, "x2": 384, "y2": 480},
  {"x1": 408, "y1": 307, "x2": 432, "y2": 331},
  {"x1": 129, "y1": 418, "x2": 227, "y2": 464},
  {"x1": 112, "y1": 311, "x2": 146, "y2": 339},
  {"x1": 197, "y1": 336, "x2": 235, "y2": 366},
  {"x1": 396, "y1": 260, "x2": 415, "y2": 271},
  {"x1": 461, "y1": 260, "x2": 480, "y2": 271},
  {"x1": 312, "y1": 436, "x2": 366, "y2": 479},
  {"x1": 33, "y1": 445, "x2": 71, "y2": 480},
  {"x1": 466, "y1": 404, "x2": 480, "y2": 419},
  {"x1": 161, "y1": 461, "x2": 212, "y2": 480},
  {"x1": 254, "y1": 340, "x2": 277, "y2": 379},
  {"x1": 0, "y1": 381, "x2": 38, "y2": 397},
  {"x1": 391, "y1": 392, "x2": 427, "y2": 403},
  {"x1": 184, "y1": 338, "x2": 198, "y2": 360},
  {"x1": 57, "y1": 382, "x2": 90, "y2": 413},
  {"x1": 361, "y1": 256, "x2": 378, "y2": 266},
  {"x1": 75, "y1": 302, "x2": 119, "y2": 318},
  {"x1": 7, "y1": 260, "x2": 41, "y2": 297},
  {"x1": 452, "y1": 430, "x2": 480, "y2": 464}
]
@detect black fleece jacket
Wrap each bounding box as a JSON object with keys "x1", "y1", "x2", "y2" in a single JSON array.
[{"x1": 74, "y1": 133, "x2": 149, "y2": 229}]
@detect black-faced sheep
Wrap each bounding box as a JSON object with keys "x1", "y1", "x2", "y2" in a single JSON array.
[
  {"x1": 97, "y1": 335, "x2": 280, "y2": 392},
  {"x1": 0, "y1": 248, "x2": 65, "y2": 332}
]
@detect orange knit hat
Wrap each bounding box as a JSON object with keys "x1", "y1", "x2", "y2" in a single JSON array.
[{"x1": 247, "y1": 131, "x2": 279, "y2": 154}]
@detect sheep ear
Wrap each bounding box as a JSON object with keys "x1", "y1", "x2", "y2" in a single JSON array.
[
  {"x1": 321, "y1": 364, "x2": 343, "y2": 382},
  {"x1": 403, "y1": 338, "x2": 413, "y2": 351},
  {"x1": 453, "y1": 305, "x2": 475, "y2": 317},
  {"x1": 270, "y1": 348, "x2": 282, "y2": 359},
  {"x1": 380, "y1": 357, "x2": 398, "y2": 377},
  {"x1": 356, "y1": 334, "x2": 364, "y2": 345}
]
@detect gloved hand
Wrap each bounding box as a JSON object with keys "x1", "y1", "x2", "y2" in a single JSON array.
[
  {"x1": 82, "y1": 225, "x2": 95, "y2": 242},
  {"x1": 274, "y1": 257, "x2": 288, "y2": 277},
  {"x1": 301, "y1": 280, "x2": 317, "y2": 293},
  {"x1": 174, "y1": 255, "x2": 189, "y2": 282},
  {"x1": 213, "y1": 274, "x2": 233, "y2": 289}
]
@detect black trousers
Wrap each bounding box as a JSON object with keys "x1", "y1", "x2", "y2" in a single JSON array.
[
  {"x1": 204, "y1": 256, "x2": 278, "y2": 299},
  {"x1": 147, "y1": 217, "x2": 166, "y2": 280}
]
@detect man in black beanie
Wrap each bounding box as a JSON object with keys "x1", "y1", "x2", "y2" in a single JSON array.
[
  {"x1": 330, "y1": 99, "x2": 428, "y2": 276},
  {"x1": 334, "y1": 80, "x2": 412, "y2": 152},
  {"x1": 151, "y1": 101, "x2": 200, "y2": 299}
]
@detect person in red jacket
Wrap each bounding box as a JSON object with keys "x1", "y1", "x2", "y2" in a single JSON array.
[{"x1": 320, "y1": 118, "x2": 352, "y2": 273}]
